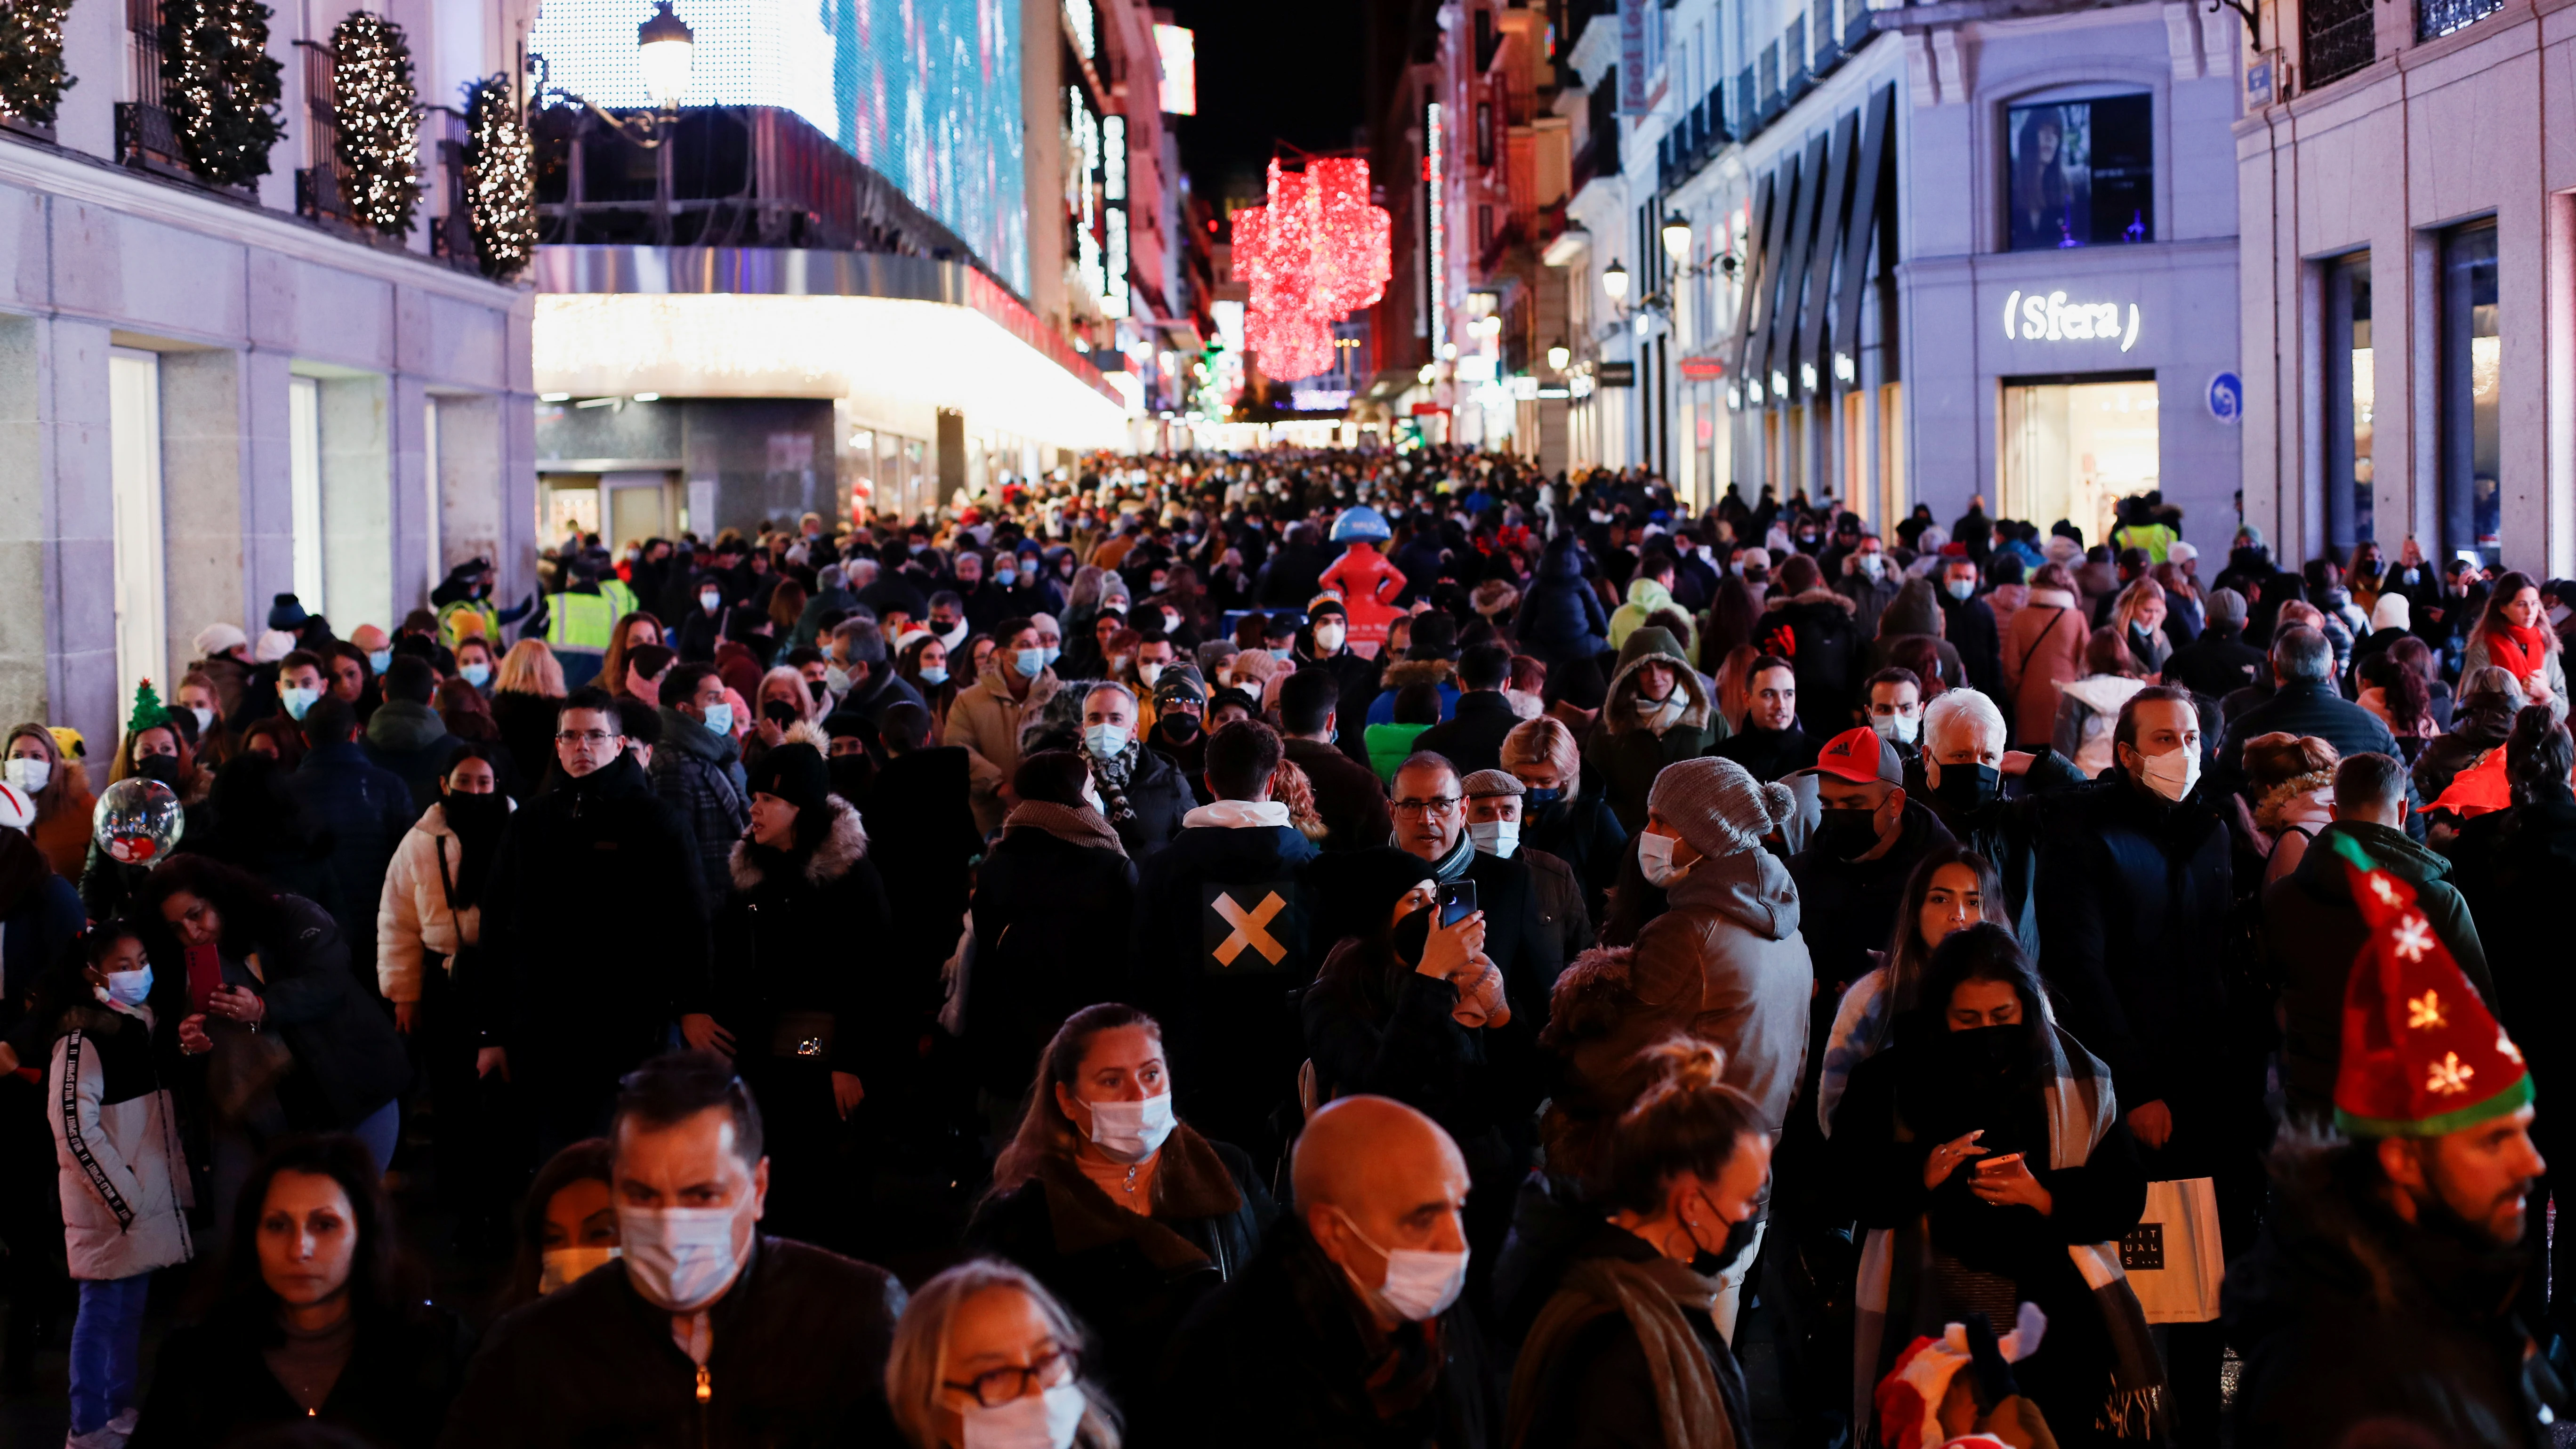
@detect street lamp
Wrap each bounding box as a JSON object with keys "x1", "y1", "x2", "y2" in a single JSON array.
[
  {"x1": 1417, "y1": 362, "x2": 1437, "y2": 385},
  {"x1": 1661, "y1": 214, "x2": 1691, "y2": 265},
  {"x1": 1546, "y1": 339, "x2": 1570, "y2": 371},
  {"x1": 1601, "y1": 260, "x2": 1629, "y2": 303},
  {"x1": 636, "y1": 0, "x2": 695, "y2": 110}
]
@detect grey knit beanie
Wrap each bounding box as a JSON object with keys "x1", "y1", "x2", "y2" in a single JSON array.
[{"x1": 1646, "y1": 756, "x2": 1795, "y2": 860}]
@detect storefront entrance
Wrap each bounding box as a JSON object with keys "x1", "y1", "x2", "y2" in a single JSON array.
[{"x1": 1998, "y1": 372, "x2": 2158, "y2": 543}]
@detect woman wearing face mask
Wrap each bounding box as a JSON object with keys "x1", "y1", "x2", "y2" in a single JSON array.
[
  {"x1": 6, "y1": 721, "x2": 95, "y2": 878},
  {"x1": 965, "y1": 753, "x2": 1139, "y2": 1124},
  {"x1": 2110, "y1": 576, "x2": 2173, "y2": 677},
  {"x1": 494, "y1": 1138, "x2": 618, "y2": 1313},
  {"x1": 1827, "y1": 924, "x2": 2161, "y2": 1449},
  {"x1": 1504, "y1": 1038, "x2": 1771, "y2": 1449},
  {"x1": 900, "y1": 635, "x2": 961, "y2": 740},
  {"x1": 884, "y1": 1259, "x2": 1124, "y2": 1449},
  {"x1": 175, "y1": 670, "x2": 236, "y2": 767},
  {"x1": 1503, "y1": 717, "x2": 1627, "y2": 922},
  {"x1": 1586, "y1": 626, "x2": 1725, "y2": 836},
  {"x1": 700, "y1": 733, "x2": 887, "y2": 1252},
  {"x1": 2463, "y1": 570, "x2": 2568, "y2": 719},
  {"x1": 966, "y1": 1005, "x2": 1275, "y2": 1400},
  {"x1": 450, "y1": 636, "x2": 500, "y2": 700},
  {"x1": 80, "y1": 688, "x2": 217, "y2": 923},
  {"x1": 1812, "y1": 845, "x2": 2002, "y2": 1135},
  {"x1": 41, "y1": 928, "x2": 194, "y2": 1449},
  {"x1": 596, "y1": 613, "x2": 666, "y2": 712},
  {"x1": 130, "y1": 1134, "x2": 468, "y2": 1449}
]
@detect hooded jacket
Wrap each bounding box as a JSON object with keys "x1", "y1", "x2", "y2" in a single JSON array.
[
  {"x1": 48, "y1": 1001, "x2": 193, "y2": 1281},
  {"x1": 1608, "y1": 575, "x2": 1699, "y2": 658},
  {"x1": 703, "y1": 795, "x2": 886, "y2": 1078},
  {"x1": 1517, "y1": 537, "x2": 1612, "y2": 664},
  {"x1": 1760, "y1": 586, "x2": 1865, "y2": 740},
  {"x1": 1867, "y1": 578, "x2": 1970, "y2": 691},
  {"x1": 2262, "y1": 820, "x2": 2493, "y2": 1119},
  {"x1": 945, "y1": 660, "x2": 1063, "y2": 834},
  {"x1": 1625, "y1": 847, "x2": 1814, "y2": 1135},
  {"x1": 362, "y1": 698, "x2": 463, "y2": 813},
  {"x1": 2001, "y1": 587, "x2": 2090, "y2": 748},
  {"x1": 2053, "y1": 672, "x2": 2150, "y2": 778},
  {"x1": 1365, "y1": 657, "x2": 1462, "y2": 726},
  {"x1": 2223, "y1": 1136, "x2": 2556, "y2": 1449},
  {"x1": 287, "y1": 741, "x2": 421, "y2": 984},
  {"x1": 1585, "y1": 627, "x2": 1724, "y2": 835},
  {"x1": 648, "y1": 704, "x2": 750, "y2": 910}
]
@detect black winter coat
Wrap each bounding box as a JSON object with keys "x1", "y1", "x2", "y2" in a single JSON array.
[
  {"x1": 2447, "y1": 787, "x2": 2576, "y2": 1153},
  {"x1": 1146, "y1": 1219, "x2": 1500, "y2": 1449},
  {"x1": 1506, "y1": 1220, "x2": 1752, "y2": 1449},
  {"x1": 132, "y1": 1304, "x2": 470, "y2": 1449},
  {"x1": 966, "y1": 1128, "x2": 1274, "y2": 1401},
  {"x1": 2224, "y1": 1140, "x2": 2556, "y2": 1449},
  {"x1": 1103, "y1": 744, "x2": 1196, "y2": 859},
  {"x1": 1787, "y1": 798, "x2": 1957, "y2": 1004},
  {"x1": 1300, "y1": 650, "x2": 1387, "y2": 770},
  {"x1": 1940, "y1": 593, "x2": 2006, "y2": 699},
  {"x1": 487, "y1": 691, "x2": 560, "y2": 804},
  {"x1": 288, "y1": 741, "x2": 420, "y2": 990},
  {"x1": 362, "y1": 699, "x2": 464, "y2": 814},
  {"x1": 474, "y1": 753, "x2": 708, "y2": 1070},
  {"x1": 1904, "y1": 748, "x2": 2087, "y2": 960},
  {"x1": 967, "y1": 818, "x2": 1137, "y2": 1101},
  {"x1": 1759, "y1": 588, "x2": 1866, "y2": 739},
  {"x1": 2164, "y1": 624, "x2": 2270, "y2": 702},
  {"x1": 2216, "y1": 681, "x2": 2418, "y2": 819},
  {"x1": 1522, "y1": 791, "x2": 1627, "y2": 924},
  {"x1": 1414, "y1": 690, "x2": 1524, "y2": 775},
  {"x1": 237, "y1": 893, "x2": 411, "y2": 1130},
  {"x1": 701, "y1": 797, "x2": 888, "y2": 1079},
  {"x1": 648, "y1": 705, "x2": 750, "y2": 911},
  {"x1": 1517, "y1": 539, "x2": 1611, "y2": 665},
  {"x1": 438, "y1": 1236, "x2": 907, "y2": 1449}
]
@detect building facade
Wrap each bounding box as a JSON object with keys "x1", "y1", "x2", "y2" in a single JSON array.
[
  {"x1": 0, "y1": 0, "x2": 537, "y2": 751},
  {"x1": 2238, "y1": 0, "x2": 2575, "y2": 578}
]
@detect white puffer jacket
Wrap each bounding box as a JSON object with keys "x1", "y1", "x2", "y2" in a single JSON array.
[
  {"x1": 48, "y1": 1002, "x2": 193, "y2": 1281},
  {"x1": 377, "y1": 798, "x2": 511, "y2": 1003}
]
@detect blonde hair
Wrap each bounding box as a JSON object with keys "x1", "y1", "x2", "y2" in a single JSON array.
[
  {"x1": 2243, "y1": 732, "x2": 2339, "y2": 831},
  {"x1": 495, "y1": 639, "x2": 565, "y2": 697},
  {"x1": 2112, "y1": 577, "x2": 2168, "y2": 641},
  {"x1": 757, "y1": 665, "x2": 821, "y2": 723},
  {"x1": 884, "y1": 1261, "x2": 1121, "y2": 1449},
  {"x1": 1500, "y1": 715, "x2": 1582, "y2": 801}
]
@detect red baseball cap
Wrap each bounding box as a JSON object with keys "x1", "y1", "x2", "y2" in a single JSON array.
[{"x1": 1813, "y1": 725, "x2": 1902, "y2": 785}]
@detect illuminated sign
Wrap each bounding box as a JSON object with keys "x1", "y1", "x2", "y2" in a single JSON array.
[
  {"x1": 1064, "y1": 0, "x2": 1094, "y2": 60},
  {"x1": 1455, "y1": 354, "x2": 1496, "y2": 383},
  {"x1": 2002, "y1": 289, "x2": 2141, "y2": 353},
  {"x1": 1425, "y1": 102, "x2": 1445, "y2": 354},
  {"x1": 1678, "y1": 356, "x2": 1726, "y2": 380},
  {"x1": 1154, "y1": 24, "x2": 1196, "y2": 115},
  {"x1": 1291, "y1": 389, "x2": 1353, "y2": 411},
  {"x1": 1103, "y1": 113, "x2": 1129, "y2": 319},
  {"x1": 1071, "y1": 87, "x2": 1103, "y2": 309}
]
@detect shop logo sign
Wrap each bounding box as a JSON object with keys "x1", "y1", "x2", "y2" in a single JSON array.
[{"x1": 2003, "y1": 290, "x2": 2141, "y2": 353}]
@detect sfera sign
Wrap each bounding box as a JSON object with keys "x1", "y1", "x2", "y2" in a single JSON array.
[{"x1": 2002, "y1": 290, "x2": 2141, "y2": 353}]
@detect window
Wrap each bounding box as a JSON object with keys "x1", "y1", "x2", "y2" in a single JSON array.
[
  {"x1": 2322, "y1": 253, "x2": 2374, "y2": 547},
  {"x1": 2302, "y1": 0, "x2": 2374, "y2": 89},
  {"x1": 289, "y1": 376, "x2": 325, "y2": 610},
  {"x1": 2004, "y1": 94, "x2": 2153, "y2": 252},
  {"x1": 1999, "y1": 376, "x2": 2159, "y2": 539},
  {"x1": 2438, "y1": 221, "x2": 2500, "y2": 562},
  {"x1": 2419, "y1": 0, "x2": 2502, "y2": 41},
  {"x1": 109, "y1": 349, "x2": 165, "y2": 695}
]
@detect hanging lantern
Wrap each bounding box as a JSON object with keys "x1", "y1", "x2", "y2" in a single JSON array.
[{"x1": 1231, "y1": 158, "x2": 1391, "y2": 382}]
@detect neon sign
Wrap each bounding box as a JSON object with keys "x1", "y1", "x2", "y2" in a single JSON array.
[{"x1": 2002, "y1": 290, "x2": 2141, "y2": 353}]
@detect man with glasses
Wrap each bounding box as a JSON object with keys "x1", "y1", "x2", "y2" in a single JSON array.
[
  {"x1": 441, "y1": 1050, "x2": 905, "y2": 1445},
  {"x1": 475, "y1": 688, "x2": 716, "y2": 1152}
]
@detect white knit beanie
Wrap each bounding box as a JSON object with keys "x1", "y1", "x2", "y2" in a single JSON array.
[{"x1": 1646, "y1": 756, "x2": 1795, "y2": 860}]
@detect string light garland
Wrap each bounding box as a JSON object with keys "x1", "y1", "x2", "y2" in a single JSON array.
[
  {"x1": 460, "y1": 75, "x2": 534, "y2": 279},
  {"x1": 0, "y1": 0, "x2": 77, "y2": 126},
  {"x1": 160, "y1": 0, "x2": 283, "y2": 187},
  {"x1": 1230, "y1": 158, "x2": 1390, "y2": 382},
  {"x1": 330, "y1": 11, "x2": 420, "y2": 234}
]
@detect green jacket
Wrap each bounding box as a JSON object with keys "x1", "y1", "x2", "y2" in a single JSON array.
[{"x1": 1582, "y1": 626, "x2": 1725, "y2": 835}]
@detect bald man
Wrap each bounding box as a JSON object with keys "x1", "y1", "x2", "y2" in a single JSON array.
[{"x1": 1146, "y1": 1096, "x2": 1500, "y2": 1449}]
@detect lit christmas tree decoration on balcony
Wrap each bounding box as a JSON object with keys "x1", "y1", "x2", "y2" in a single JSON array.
[
  {"x1": 161, "y1": 0, "x2": 283, "y2": 187},
  {"x1": 461, "y1": 74, "x2": 536, "y2": 279},
  {"x1": 331, "y1": 11, "x2": 422, "y2": 234},
  {"x1": 1231, "y1": 158, "x2": 1389, "y2": 382},
  {"x1": 0, "y1": 0, "x2": 78, "y2": 126}
]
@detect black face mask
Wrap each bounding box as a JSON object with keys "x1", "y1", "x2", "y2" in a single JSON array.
[
  {"x1": 1936, "y1": 1021, "x2": 2037, "y2": 1087},
  {"x1": 1392, "y1": 908, "x2": 1432, "y2": 971},
  {"x1": 1932, "y1": 763, "x2": 2001, "y2": 814},
  {"x1": 829, "y1": 756, "x2": 874, "y2": 800},
  {"x1": 134, "y1": 754, "x2": 182, "y2": 785},
  {"x1": 1816, "y1": 806, "x2": 1883, "y2": 861},
  {"x1": 1159, "y1": 714, "x2": 1202, "y2": 744},
  {"x1": 441, "y1": 789, "x2": 508, "y2": 838}
]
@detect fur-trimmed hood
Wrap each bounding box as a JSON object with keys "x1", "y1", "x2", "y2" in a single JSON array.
[
  {"x1": 727, "y1": 792, "x2": 869, "y2": 890},
  {"x1": 1602, "y1": 627, "x2": 1712, "y2": 735},
  {"x1": 1763, "y1": 585, "x2": 1857, "y2": 616},
  {"x1": 1380, "y1": 657, "x2": 1458, "y2": 692}
]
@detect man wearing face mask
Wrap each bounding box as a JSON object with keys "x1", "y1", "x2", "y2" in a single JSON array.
[
  {"x1": 828, "y1": 619, "x2": 926, "y2": 732},
  {"x1": 1901, "y1": 689, "x2": 2081, "y2": 958},
  {"x1": 1935, "y1": 555, "x2": 2005, "y2": 697},
  {"x1": 674, "y1": 570, "x2": 732, "y2": 665},
  {"x1": 440, "y1": 1052, "x2": 906, "y2": 1449},
  {"x1": 1296, "y1": 599, "x2": 1385, "y2": 770},
  {"x1": 1079, "y1": 683, "x2": 1194, "y2": 859},
  {"x1": 649, "y1": 663, "x2": 751, "y2": 911},
  {"x1": 1789, "y1": 728, "x2": 1956, "y2": 1014},
  {"x1": 1835, "y1": 533, "x2": 1902, "y2": 636},
  {"x1": 1128, "y1": 722, "x2": 1318, "y2": 1165},
  {"x1": 1860, "y1": 668, "x2": 1926, "y2": 759},
  {"x1": 1149, "y1": 1095, "x2": 1497, "y2": 1449},
  {"x1": 1145, "y1": 671, "x2": 1213, "y2": 803}
]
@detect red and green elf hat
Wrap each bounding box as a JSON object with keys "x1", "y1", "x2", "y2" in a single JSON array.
[{"x1": 2331, "y1": 833, "x2": 2532, "y2": 1138}]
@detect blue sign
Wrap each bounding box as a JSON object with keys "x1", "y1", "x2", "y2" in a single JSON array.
[{"x1": 2207, "y1": 371, "x2": 2244, "y2": 425}]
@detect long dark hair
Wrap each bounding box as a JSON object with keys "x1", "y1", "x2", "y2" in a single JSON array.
[
  {"x1": 2507, "y1": 704, "x2": 2574, "y2": 806},
  {"x1": 218, "y1": 1134, "x2": 424, "y2": 1341},
  {"x1": 134, "y1": 854, "x2": 283, "y2": 957},
  {"x1": 498, "y1": 1137, "x2": 614, "y2": 1314},
  {"x1": 1900, "y1": 922, "x2": 2053, "y2": 1055},
  {"x1": 1870, "y1": 846, "x2": 2004, "y2": 1055},
  {"x1": 991, "y1": 1003, "x2": 1162, "y2": 1197},
  {"x1": 2476, "y1": 570, "x2": 2558, "y2": 652},
  {"x1": 1599, "y1": 831, "x2": 1671, "y2": 950}
]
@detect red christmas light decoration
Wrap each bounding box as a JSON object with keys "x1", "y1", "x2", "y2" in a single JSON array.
[{"x1": 1232, "y1": 158, "x2": 1392, "y2": 382}]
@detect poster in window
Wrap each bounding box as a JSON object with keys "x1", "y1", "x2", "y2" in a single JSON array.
[{"x1": 2006, "y1": 95, "x2": 2153, "y2": 251}]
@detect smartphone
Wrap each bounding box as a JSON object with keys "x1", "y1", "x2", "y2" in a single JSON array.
[{"x1": 1437, "y1": 879, "x2": 1478, "y2": 927}]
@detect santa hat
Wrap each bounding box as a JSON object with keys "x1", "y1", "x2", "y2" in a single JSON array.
[
  {"x1": 1873, "y1": 1304, "x2": 2047, "y2": 1449},
  {"x1": 0, "y1": 781, "x2": 32, "y2": 832},
  {"x1": 2330, "y1": 834, "x2": 2532, "y2": 1138}
]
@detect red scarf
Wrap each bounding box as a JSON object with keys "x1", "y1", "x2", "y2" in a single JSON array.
[{"x1": 2487, "y1": 623, "x2": 2552, "y2": 681}]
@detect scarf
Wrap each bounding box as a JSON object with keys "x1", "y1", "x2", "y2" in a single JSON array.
[
  {"x1": 1087, "y1": 740, "x2": 1142, "y2": 827},
  {"x1": 1026, "y1": 1124, "x2": 1243, "y2": 1269},
  {"x1": 439, "y1": 792, "x2": 510, "y2": 912},
  {"x1": 1507, "y1": 1252, "x2": 1734, "y2": 1449},
  {"x1": 1002, "y1": 800, "x2": 1127, "y2": 856},
  {"x1": 1426, "y1": 831, "x2": 1475, "y2": 883},
  {"x1": 2489, "y1": 623, "x2": 2552, "y2": 682},
  {"x1": 1634, "y1": 693, "x2": 1685, "y2": 736}
]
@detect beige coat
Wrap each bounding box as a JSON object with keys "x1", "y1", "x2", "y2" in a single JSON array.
[
  {"x1": 946, "y1": 661, "x2": 1063, "y2": 833},
  {"x1": 2000, "y1": 587, "x2": 2089, "y2": 747}
]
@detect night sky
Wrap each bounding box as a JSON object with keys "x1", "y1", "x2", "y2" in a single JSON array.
[{"x1": 1158, "y1": 0, "x2": 1372, "y2": 205}]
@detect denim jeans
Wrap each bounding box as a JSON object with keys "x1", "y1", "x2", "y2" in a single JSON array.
[
  {"x1": 351, "y1": 1097, "x2": 401, "y2": 1176},
  {"x1": 69, "y1": 1272, "x2": 153, "y2": 1437}
]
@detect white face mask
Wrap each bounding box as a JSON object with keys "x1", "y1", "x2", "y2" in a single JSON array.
[
  {"x1": 1081, "y1": 1092, "x2": 1176, "y2": 1164},
  {"x1": 1469, "y1": 819, "x2": 1520, "y2": 858},
  {"x1": 1136, "y1": 662, "x2": 1163, "y2": 689},
  {"x1": 538, "y1": 1245, "x2": 621, "y2": 1295},
  {"x1": 98, "y1": 965, "x2": 152, "y2": 1008},
  {"x1": 702, "y1": 702, "x2": 735, "y2": 736},
  {"x1": 1083, "y1": 723, "x2": 1128, "y2": 757},
  {"x1": 1869, "y1": 712, "x2": 1920, "y2": 745},
  {"x1": 2135, "y1": 743, "x2": 2202, "y2": 803},
  {"x1": 1331, "y1": 1208, "x2": 1469, "y2": 1322},
  {"x1": 4, "y1": 757, "x2": 49, "y2": 794},
  {"x1": 280, "y1": 686, "x2": 321, "y2": 721},
  {"x1": 616, "y1": 1205, "x2": 744, "y2": 1312},
  {"x1": 961, "y1": 1382, "x2": 1087, "y2": 1449},
  {"x1": 1636, "y1": 829, "x2": 1688, "y2": 887},
  {"x1": 700, "y1": 591, "x2": 723, "y2": 615},
  {"x1": 1312, "y1": 623, "x2": 1345, "y2": 653},
  {"x1": 188, "y1": 705, "x2": 217, "y2": 732},
  {"x1": 1858, "y1": 554, "x2": 1885, "y2": 580}
]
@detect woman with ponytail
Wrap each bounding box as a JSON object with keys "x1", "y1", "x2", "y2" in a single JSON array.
[{"x1": 1504, "y1": 1037, "x2": 1767, "y2": 1449}]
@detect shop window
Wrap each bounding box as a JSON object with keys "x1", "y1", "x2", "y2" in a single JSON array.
[
  {"x1": 2322, "y1": 252, "x2": 2374, "y2": 548},
  {"x1": 290, "y1": 376, "x2": 324, "y2": 609},
  {"x1": 2438, "y1": 221, "x2": 2500, "y2": 562},
  {"x1": 2004, "y1": 94, "x2": 2152, "y2": 252},
  {"x1": 110, "y1": 348, "x2": 165, "y2": 696},
  {"x1": 1998, "y1": 375, "x2": 2158, "y2": 542},
  {"x1": 1878, "y1": 382, "x2": 1904, "y2": 525}
]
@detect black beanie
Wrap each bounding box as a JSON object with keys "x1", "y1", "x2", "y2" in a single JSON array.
[{"x1": 745, "y1": 741, "x2": 831, "y2": 815}]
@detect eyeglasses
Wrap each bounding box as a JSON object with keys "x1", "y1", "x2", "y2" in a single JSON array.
[
  {"x1": 555, "y1": 730, "x2": 619, "y2": 745},
  {"x1": 942, "y1": 1345, "x2": 1079, "y2": 1410},
  {"x1": 1391, "y1": 796, "x2": 1462, "y2": 816}
]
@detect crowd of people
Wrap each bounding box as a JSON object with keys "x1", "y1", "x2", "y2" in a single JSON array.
[{"x1": 0, "y1": 446, "x2": 2567, "y2": 1449}]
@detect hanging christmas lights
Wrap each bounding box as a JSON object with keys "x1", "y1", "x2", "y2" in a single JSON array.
[
  {"x1": 0, "y1": 0, "x2": 77, "y2": 126},
  {"x1": 1230, "y1": 158, "x2": 1390, "y2": 382},
  {"x1": 460, "y1": 75, "x2": 536, "y2": 280},
  {"x1": 160, "y1": 0, "x2": 283, "y2": 187},
  {"x1": 330, "y1": 11, "x2": 421, "y2": 234}
]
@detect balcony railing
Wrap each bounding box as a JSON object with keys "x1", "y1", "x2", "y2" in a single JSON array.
[
  {"x1": 2417, "y1": 0, "x2": 2501, "y2": 40},
  {"x1": 1570, "y1": 128, "x2": 1617, "y2": 195},
  {"x1": 114, "y1": 102, "x2": 187, "y2": 178},
  {"x1": 1783, "y1": 18, "x2": 1811, "y2": 101},
  {"x1": 2303, "y1": 0, "x2": 2374, "y2": 86}
]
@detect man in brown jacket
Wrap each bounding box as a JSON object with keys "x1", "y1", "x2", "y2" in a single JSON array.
[{"x1": 943, "y1": 615, "x2": 1059, "y2": 833}]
